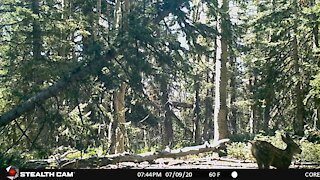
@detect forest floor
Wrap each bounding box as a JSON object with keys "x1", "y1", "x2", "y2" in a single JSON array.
[
  {"x1": 99, "y1": 154, "x2": 318, "y2": 169},
  {"x1": 101, "y1": 157, "x2": 256, "y2": 169}
]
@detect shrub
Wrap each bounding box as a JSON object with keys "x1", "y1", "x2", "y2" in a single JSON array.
[
  {"x1": 226, "y1": 142, "x2": 254, "y2": 160},
  {"x1": 0, "y1": 151, "x2": 26, "y2": 168},
  {"x1": 299, "y1": 140, "x2": 320, "y2": 162}
]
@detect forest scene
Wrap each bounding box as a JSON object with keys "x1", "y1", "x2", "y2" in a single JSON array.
[{"x1": 0, "y1": 0, "x2": 320, "y2": 169}]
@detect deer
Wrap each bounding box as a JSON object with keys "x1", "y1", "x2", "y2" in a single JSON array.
[{"x1": 251, "y1": 133, "x2": 302, "y2": 169}]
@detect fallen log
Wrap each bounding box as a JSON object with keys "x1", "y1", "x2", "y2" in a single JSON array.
[{"x1": 24, "y1": 139, "x2": 230, "y2": 169}]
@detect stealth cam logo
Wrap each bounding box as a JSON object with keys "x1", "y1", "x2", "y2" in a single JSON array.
[{"x1": 6, "y1": 166, "x2": 19, "y2": 180}]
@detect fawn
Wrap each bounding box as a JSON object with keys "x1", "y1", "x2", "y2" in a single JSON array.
[{"x1": 251, "y1": 133, "x2": 302, "y2": 169}]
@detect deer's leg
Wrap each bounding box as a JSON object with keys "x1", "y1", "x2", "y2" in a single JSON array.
[
  {"x1": 257, "y1": 162, "x2": 263, "y2": 169},
  {"x1": 264, "y1": 162, "x2": 271, "y2": 169}
]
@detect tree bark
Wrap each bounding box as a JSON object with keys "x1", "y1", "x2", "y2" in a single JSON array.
[
  {"x1": 113, "y1": 83, "x2": 127, "y2": 154},
  {"x1": 191, "y1": 2, "x2": 203, "y2": 144},
  {"x1": 229, "y1": 56, "x2": 237, "y2": 134},
  {"x1": 263, "y1": 97, "x2": 271, "y2": 133},
  {"x1": 213, "y1": 0, "x2": 229, "y2": 142},
  {"x1": 317, "y1": 105, "x2": 320, "y2": 129},
  {"x1": 203, "y1": 54, "x2": 214, "y2": 141},
  {"x1": 293, "y1": 32, "x2": 304, "y2": 136},
  {"x1": 114, "y1": 0, "x2": 122, "y2": 30},
  {"x1": 31, "y1": 0, "x2": 42, "y2": 62},
  {"x1": 249, "y1": 105, "x2": 258, "y2": 134},
  {"x1": 108, "y1": 0, "x2": 131, "y2": 154},
  {"x1": 193, "y1": 74, "x2": 201, "y2": 144},
  {"x1": 292, "y1": 0, "x2": 304, "y2": 136},
  {"x1": 93, "y1": 0, "x2": 101, "y2": 39},
  {"x1": 248, "y1": 75, "x2": 259, "y2": 134},
  {"x1": 203, "y1": 51, "x2": 213, "y2": 140},
  {"x1": 160, "y1": 77, "x2": 173, "y2": 147}
]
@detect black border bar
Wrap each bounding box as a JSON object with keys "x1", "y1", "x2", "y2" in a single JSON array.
[{"x1": 0, "y1": 168, "x2": 319, "y2": 179}]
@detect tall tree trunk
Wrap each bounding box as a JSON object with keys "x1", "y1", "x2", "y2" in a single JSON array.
[
  {"x1": 208, "y1": 14, "x2": 218, "y2": 140},
  {"x1": 293, "y1": 37, "x2": 304, "y2": 136},
  {"x1": 191, "y1": 0, "x2": 204, "y2": 144},
  {"x1": 160, "y1": 77, "x2": 173, "y2": 147},
  {"x1": 203, "y1": 93, "x2": 212, "y2": 141},
  {"x1": 114, "y1": 83, "x2": 127, "y2": 153},
  {"x1": 292, "y1": 0, "x2": 304, "y2": 136},
  {"x1": 229, "y1": 56, "x2": 237, "y2": 134},
  {"x1": 108, "y1": 108, "x2": 117, "y2": 154},
  {"x1": 203, "y1": 55, "x2": 213, "y2": 141},
  {"x1": 261, "y1": 0, "x2": 275, "y2": 135},
  {"x1": 108, "y1": 0, "x2": 131, "y2": 154},
  {"x1": 313, "y1": 19, "x2": 319, "y2": 48},
  {"x1": 108, "y1": 0, "x2": 123, "y2": 154},
  {"x1": 248, "y1": 106, "x2": 256, "y2": 134},
  {"x1": 263, "y1": 96, "x2": 271, "y2": 134},
  {"x1": 31, "y1": 0, "x2": 41, "y2": 62},
  {"x1": 143, "y1": 129, "x2": 149, "y2": 149},
  {"x1": 248, "y1": 75, "x2": 259, "y2": 134},
  {"x1": 59, "y1": 0, "x2": 72, "y2": 58},
  {"x1": 109, "y1": 83, "x2": 127, "y2": 154},
  {"x1": 213, "y1": 0, "x2": 229, "y2": 141},
  {"x1": 93, "y1": 0, "x2": 101, "y2": 39},
  {"x1": 30, "y1": 0, "x2": 43, "y2": 88},
  {"x1": 317, "y1": 104, "x2": 320, "y2": 129},
  {"x1": 193, "y1": 73, "x2": 201, "y2": 144},
  {"x1": 114, "y1": 0, "x2": 122, "y2": 31}
]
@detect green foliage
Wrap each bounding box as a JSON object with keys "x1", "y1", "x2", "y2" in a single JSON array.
[
  {"x1": 173, "y1": 140, "x2": 194, "y2": 149},
  {"x1": 0, "y1": 151, "x2": 26, "y2": 168},
  {"x1": 135, "y1": 146, "x2": 160, "y2": 154},
  {"x1": 299, "y1": 140, "x2": 320, "y2": 162},
  {"x1": 226, "y1": 142, "x2": 254, "y2": 160},
  {"x1": 229, "y1": 133, "x2": 255, "y2": 142},
  {"x1": 240, "y1": 0, "x2": 320, "y2": 135},
  {"x1": 304, "y1": 128, "x2": 320, "y2": 143},
  {"x1": 50, "y1": 146, "x2": 107, "y2": 159},
  {"x1": 84, "y1": 146, "x2": 106, "y2": 157},
  {"x1": 0, "y1": 0, "x2": 319, "y2": 165},
  {"x1": 307, "y1": 73, "x2": 320, "y2": 101}
]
